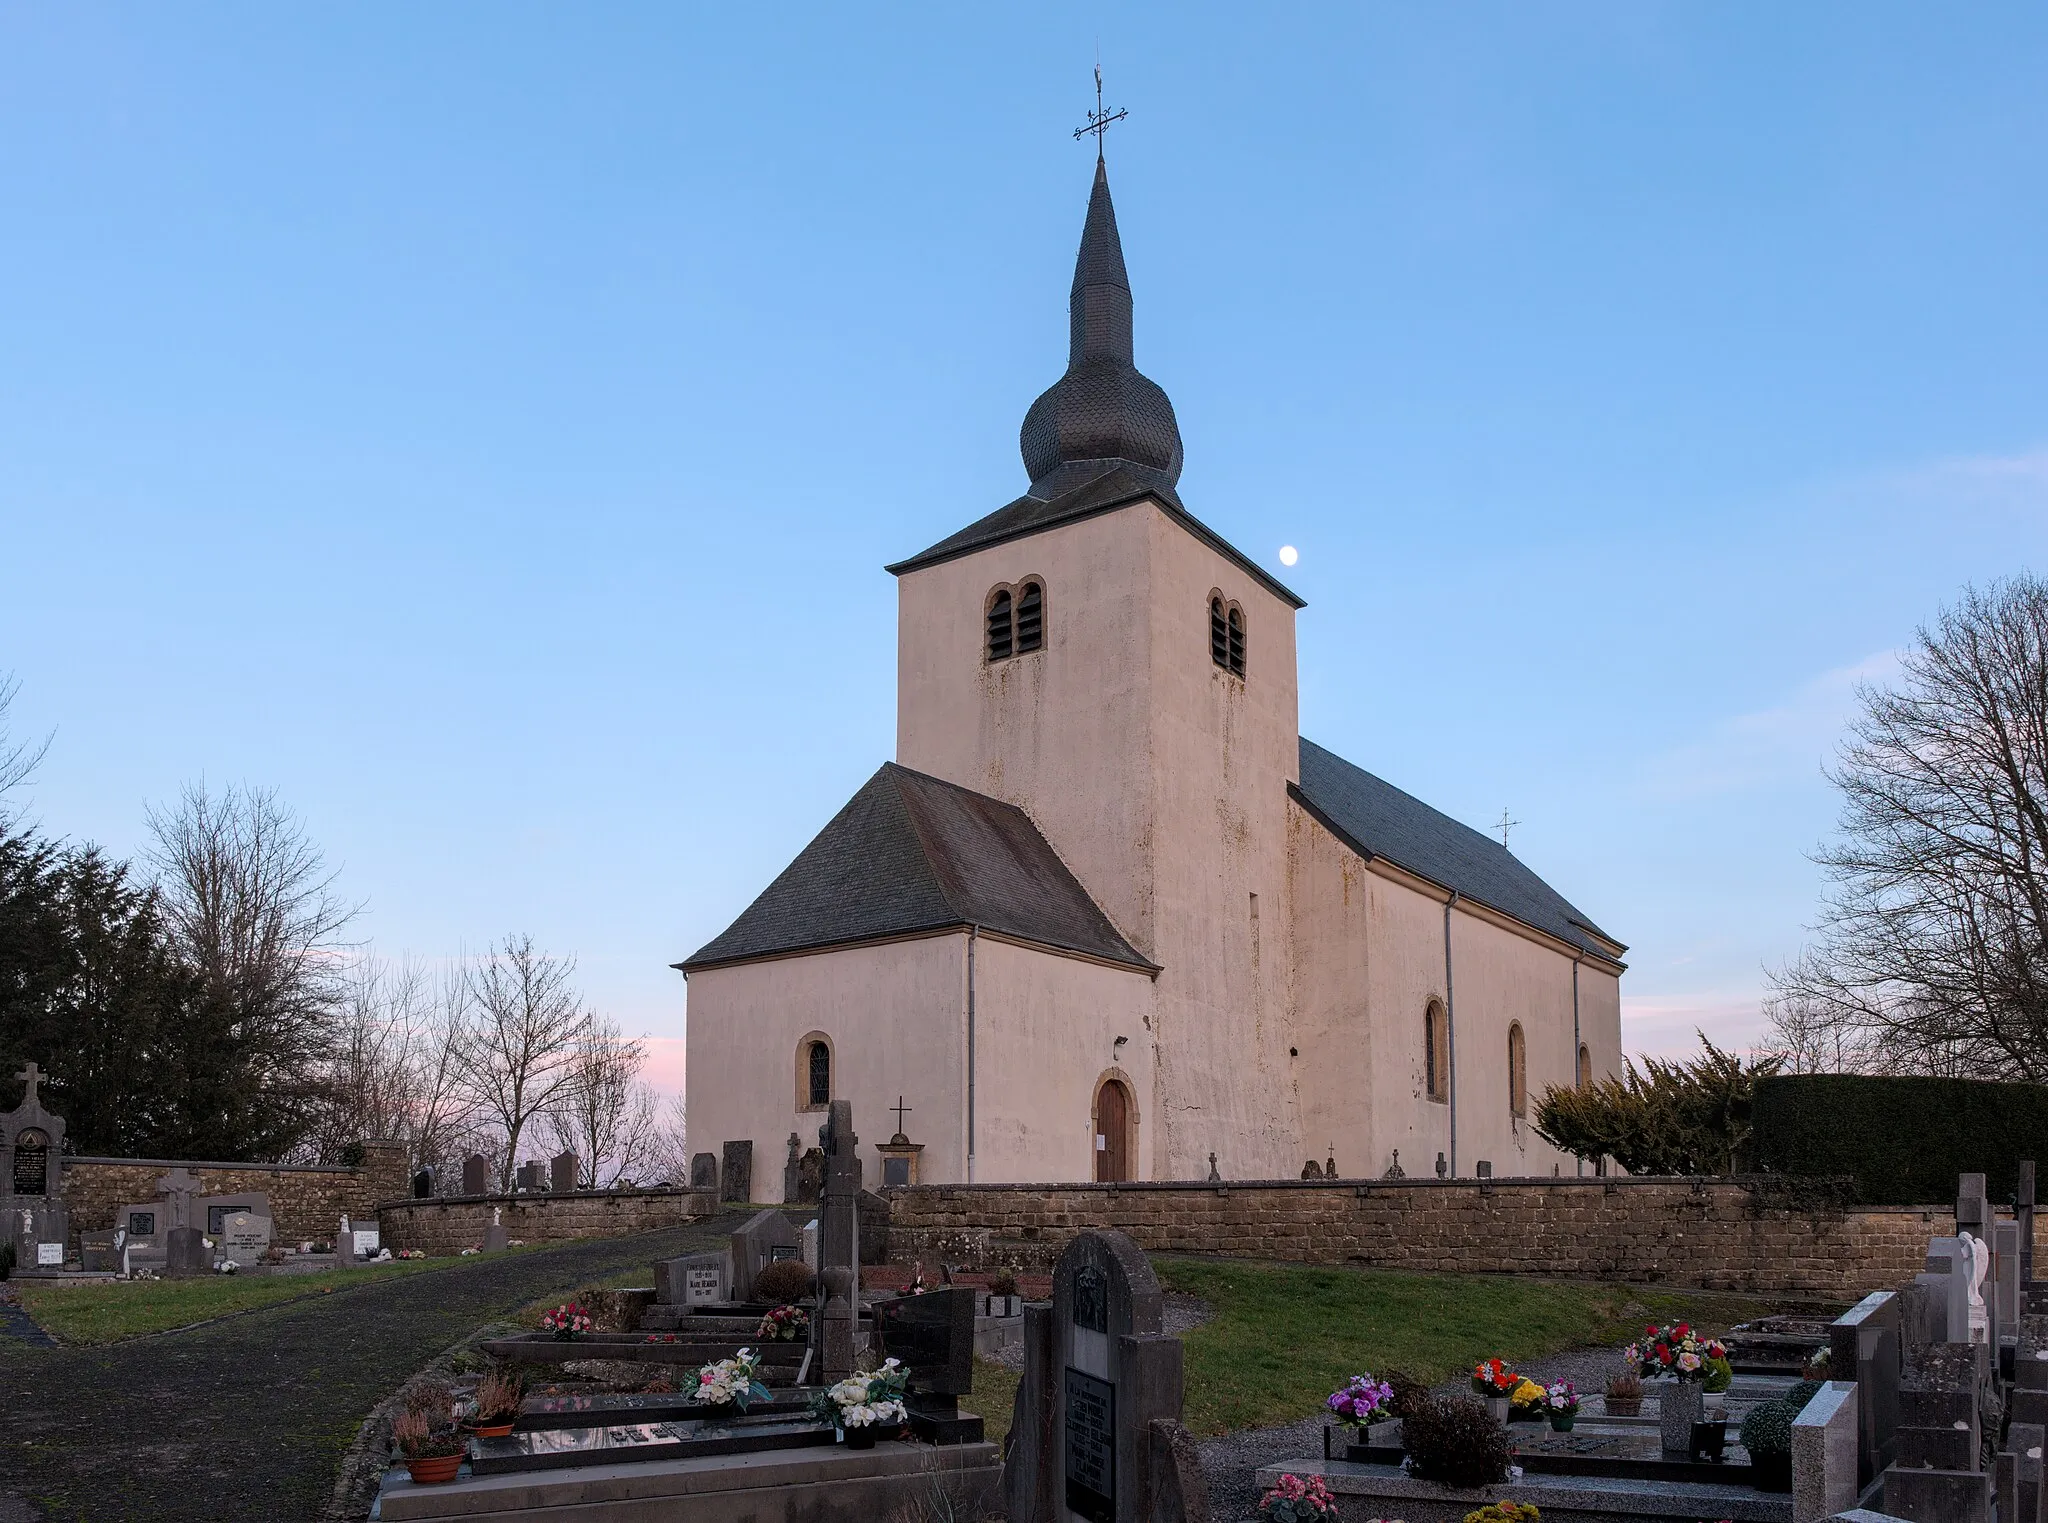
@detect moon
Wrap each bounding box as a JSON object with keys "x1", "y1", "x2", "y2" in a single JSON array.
[{"x1": 1278, "y1": 545, "x2": 1299, "y2": 567}]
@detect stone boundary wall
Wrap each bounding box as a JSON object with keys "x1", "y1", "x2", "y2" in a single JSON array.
[
  {"x1": 61, "y1": 1142, "x2": 409, "y2": 1247},
  {"x1": 376, "y1": 1188, "x2": 719, "y2": 1256},
  {"x1": 879, "y1": 1177, "x2": 2037, "y2": 1298}
]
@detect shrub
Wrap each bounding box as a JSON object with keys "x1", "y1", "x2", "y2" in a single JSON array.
[
  {"x1": 1740, "y1": 1398, "x2": 1795, "y2": 1459},
  {"x1": 753, "y1": 1259, "x2": 815, "y2": 1303},
  {"x1": 403, "y1": 1378, "x2": 453, "y2": 1417},
  {"x1": 1752, "y1": 1073, "x2": 2048, "y2": 1204},
  {"x1": 472, "y1": 1368, "x2": 524, "y2": 1425},
  {"x1": 987, "y1": 1269, "x2": 1020, "y2": 1298},
  {"x1": 1703, "y1": 1356, "x2": 1733, "y2": 1394},
  {"x1": 1465, "y1": 1505, "x2": 1542, "y2": 1523},
  {"x1": 1401, "y1": 1394, "x2": 1513, "y2": 1488},
  {"x1": 1534, "y1": 1034, "x2": 1779, "y2": 1174},
  {"x1": 393, "y1": 1408, "x2": 463, "y2": 1459},
  {"x1": 1385, "y1": 1370, "x2": 1434, "y2": 1422},
  {"x1": 1783, "y1": 1379, "x2": 1822, "y2": 1414}
]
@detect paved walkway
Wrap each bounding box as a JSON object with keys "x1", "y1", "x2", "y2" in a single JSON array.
[{"x1": 0, "y1": 1216, "x2": 747, "y2": 1523}]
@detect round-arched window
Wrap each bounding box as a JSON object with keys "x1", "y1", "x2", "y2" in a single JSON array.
[{"x1": 1508, "y1": 1023, "x2": 1528, "y2": 1118}]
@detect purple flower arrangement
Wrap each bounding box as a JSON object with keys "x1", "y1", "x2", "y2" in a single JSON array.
[{"x1": 1326, "y1": 1373, "x2": 1395, "y2": 1429}]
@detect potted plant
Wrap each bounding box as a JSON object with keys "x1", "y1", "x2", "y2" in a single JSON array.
[
  {"x1": 811, "y1": 1357, "x2": 910, "y2": 1448},
  {"x1": 1543, "y1": 1380, "x2": 1581, "y2": 1432},
  {"x1": 1508, "y1": 1377, "x2": 1549, "y2": 1423},
  {"x1": 1462, "y1": 1505, "x2": 1542, "y2": 1523},
  {"x1": 1623, "y1": 1322, "x2": 1728, "y2": 1454},
  {"x1": 1740, "y1": 1397, "x2": 1795, "y2": 1491},
  {"x1": 1604, "y1": 1370, "x2": 1643, "y2": 1417},
  {"x1": 393, "y1": 1409, "x2": 465, "y2": 1485},
  {"x1": 1254, "y1": 1473, "x2": 1339, "y2": 1522},
  {"x1": 1470, "y1": 1358, "x2": 1520, "y2": 1423},
  {"x1": 1325, "y1": 1373, "x2": 1395, "y2": 1444},
  {"x1": 540, "y1": 1302, "x2": 592, "y2": 1341},
  {"x1": 1702, "y1": 1353, "x2": 1733, "y2": 1416},
  {"x1": 469, "y1": 1369, "x2": 524, "y2": 1439},
  {"x1": 987, "y1": 1269, "x2": 1022, "y2": 1317},
  {"x1": 692, "y1": 1348, "x2": 771, "y2": 1420},
  {"x1": 755, "y1": 1304, "x2": 810, "y2": 1342}
]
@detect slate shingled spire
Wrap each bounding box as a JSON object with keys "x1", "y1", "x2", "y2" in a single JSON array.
[{"x1": 1019, "y1": 158, "x2": 1184, "y2": 502}]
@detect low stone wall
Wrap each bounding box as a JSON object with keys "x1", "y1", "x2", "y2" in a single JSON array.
[
  {"x1": 62, "y1": 1143, "x2": 408, "y2": 1247},
  {"x1": 879, "y1": 1177, "x2": 2027, "y2": 1299},
  {"x1": 376, "y1": 1188, "x2": 718, "y2": 1256}
]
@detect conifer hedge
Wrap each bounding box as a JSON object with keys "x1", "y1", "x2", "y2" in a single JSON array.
[{"x1": 1751, "y1": 1073, "x2": 2048, "y2": 1205}]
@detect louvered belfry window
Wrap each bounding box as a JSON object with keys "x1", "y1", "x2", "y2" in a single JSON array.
[
  {"x1": 1015, "y1": 581, "x2": 1043, "y2": 653},
  {"x1": 1211, "y1": 597, "x2": 1247, "y2": 677},
  {"x1": 986, "y1": 590, "x2": 1014, "y2": 662},
  {"x1": 1227, "y1": 607, "x2": 1246, "y2": 676}
]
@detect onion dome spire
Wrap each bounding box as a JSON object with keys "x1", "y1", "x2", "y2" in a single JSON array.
[{"x1": 1019, "y1": 158, "x2": 1184, "y2": 502}]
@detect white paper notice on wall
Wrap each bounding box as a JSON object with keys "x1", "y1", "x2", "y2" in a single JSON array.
[
  {"x1": 1096, "y1": 1135, "x2": 1106, "y2": 1152},
  {"x1": 37, "y1": 1242, "x2": 62, "y2": 1266},
  {"x1": 353, "y1": 1230, "x2": 380, "y2": 1256}
]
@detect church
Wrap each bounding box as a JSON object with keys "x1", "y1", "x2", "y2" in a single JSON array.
[{"x1": 679, "y1": 150, "x2": 1624, "y2": 1190}]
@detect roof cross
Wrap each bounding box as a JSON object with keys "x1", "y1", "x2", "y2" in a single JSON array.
[
  {"x1": 1072, "y1": 64, "x2": 1127, "y2": 158},
  {"x1": 890, "y1": 1095, "x2": 913, "y2": 1138},
  {"x1": 1494, "y1": 809, "x2": 1521, "y2": 849}
]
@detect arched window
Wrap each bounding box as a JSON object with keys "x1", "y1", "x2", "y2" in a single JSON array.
[
  {"x1": 808, "y1": 1042, "x2": 831, "y2": 1107},
  {"x1": 1015, "y1": 581, "x2": 1043, "y2": 653},
  {"x1": 1508, "y1": 1023, "x2": 1528, "y2": 1118},
  {"x1": 1424, "y1": 1000, "x2": 1450, "y2": 1103},
  {"x1": 986, "y1": 589, "x2": 1014, "y2": 662},
  {"x1": 1577, "y1": 1044, "x2": 1592, "y2": 1090},
  {"x1": 1210, "y1": 596, "x2": 1246, "y2": 677}
]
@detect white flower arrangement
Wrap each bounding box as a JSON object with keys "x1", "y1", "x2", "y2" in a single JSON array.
[
  {"x1": 693, "y1": 1348, "x2": 771, "y2": 1413},
  {"x1": 813, "y1": 1357, "x2": 910, "y2": 1431}
]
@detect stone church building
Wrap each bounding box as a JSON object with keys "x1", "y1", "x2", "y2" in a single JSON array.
[{"x1": 680, "y1": 156, "x2": 1624, "y2": 1190}]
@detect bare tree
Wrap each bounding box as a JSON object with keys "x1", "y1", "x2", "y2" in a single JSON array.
[
  {"x1": 1768, "y1": 576, "x2": 2048, "y2": 1080},
  {"x1": 543, "y1": 1015, "x2": 660, "y2": 1187},
  {"x1": 305, "y1": 957, "x2": 481, "y2": 1174},
  {"x1": 641, "y1": 1088, "x2": 690, "y2": 1187},
  {"x1": 0, "y1": 673, "x2": 50, "y2": 826},
  {"x1": 458, "y1": 935, "x2": 590, "y2": 1189}
]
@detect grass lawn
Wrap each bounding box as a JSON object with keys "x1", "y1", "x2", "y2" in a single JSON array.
[
  {"x1": 14, "y1": 1252, "x2": 543, "y2": 1346},
  {"x1": 967, "y1": 1356, "x2": 1020, "y2": 1451},
  {"x1": 1155, "y1": 1257, "x2": 1785, "y2": 1435}
]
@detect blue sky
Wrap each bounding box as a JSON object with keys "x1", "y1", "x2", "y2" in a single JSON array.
[{"x1": 4, "y1": 5, "x2": 2045, "y2": 1093}]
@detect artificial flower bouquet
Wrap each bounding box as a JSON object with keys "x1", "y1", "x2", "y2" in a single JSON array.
[
  {"x1": 1256, "y1": 1473, "x2": 1340, "y2": 1523},
  {"x1": 1508, "y1": 1378, "x2": 1548, "y2": 1421},
  {"x1": 693, "y1": 1348, "x2": 772, "y2": 1414},
  {"x1": 1326, "y1": 1373, "x2": 1395, "y2": 1431},
  {"x1": 1542, "y1": 1381, "x2": 1580, "y2": 1419},
  {"x1": 1470, "y1": 1359, "x2": 1520, "y2": 1398},
  {"x1": 756, "y1": 1304, "x2": 810, "y2": 1342},
  {"x1": 811, "y1": 1357, "x2": 910, "y2": 1435},
  {"x1": 540, "y1": 1302, "x2": 592, "y2": 1340},
  {"x1": 1623, "y1": 1322, "x2": 1727, "y2": 1382}
]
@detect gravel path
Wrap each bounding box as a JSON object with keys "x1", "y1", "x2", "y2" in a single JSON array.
[{"x1": 0, "y1": 1214, "x2": 749, "y2": 1523}]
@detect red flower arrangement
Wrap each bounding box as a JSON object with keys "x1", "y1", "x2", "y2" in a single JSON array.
[
  {"x1": 1470, "y1": 1358, "x2": 1520, "y2": 1397},
  {"x1": 1624, "y1": 1321, "x2": 1727, "y2": 1382}
]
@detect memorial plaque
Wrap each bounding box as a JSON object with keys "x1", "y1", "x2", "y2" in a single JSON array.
[
  {"x1": 1064, "y1": 1367, "x2": 1115, "y2": 1523},
  {"x1": 36, "y1": 1242, "x2": 61, "y2": 1267},
  {"x1": 685, "y1": 1265, "x2": 725, "y2": 1305},
  {"x1": 126, "y1": 1210, "x2": 156, "y2": 1238},
  {"x1": 1074, "y1": 1266, "x2": 1107, "y2": 1333},
  {"x1": 352, "y1": 1228, "x2": 380, "y2": 1257}
]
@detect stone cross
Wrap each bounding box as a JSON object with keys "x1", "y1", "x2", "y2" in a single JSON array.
[
  {"x1": 13, "y1": 1061, "x2": 41, "y2": 1108},
  {"x1": 817, "y1": 1099, "x2": 862, "y2": 1380},
  {"x1": 156, "y1": 1168, "x2": 201, "y2": 1231}
]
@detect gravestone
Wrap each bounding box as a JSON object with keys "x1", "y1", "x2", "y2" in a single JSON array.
[
  {"x1": 0, "y1": 1062, "x2": 70, "y2": 1267},
  {"x1": 730, "y1": 1208, "x2": 801, "y2": 1302},
  {"x1": 1997, "y1": 1220, "x2": 2023, "y2": 1346},
  {"x1": 158, "y1": 1168, "x2": 205, "y2": 1279},
  {"x1": 412, "y1": 1166, "x2": 434, "y2": 1199},
  {"x1": 653, "y1": 1250, "x2": 729, "y2": 1307},
  {"x1": 801, "y1": 1217, "x2": 819, "y2": 1271},
  {"x1": 720, "y1": 1140, "x2": 752, "y2": 1204},
  {"x1": 551, "y1": 1151, "x2": 580, "y2": 1193},
  {"x1": 2021, "y1": 1160, "x2": 2037, "y2": 1288},
  {"x1": 219, "y1": 1210, "x2": 271, "y2": 1265},
  {"x1": 80, "y1": 1229, "x2": 119, "y2": 1274},
  {"x1": 115, "y1": 1202, "x2": 167, "y2": 1273},
  {"x1": 340, "y1": 1213, "x2": 381, "y2": 1264},
  {"x1": 515, "y1": 1160, "x2": 547, "y2": 1192},
  {"x1": 817, "y1": 1101, "x2": 861, "y2": 1380},
  {"x1": 462, "y1": 1153, "x2": 489, "y2": 1196},
  {"x1": 859, "y1": 1188, "x2": 890, "y2": 1265},
  {"x1": 201, "y1": 1193, "x2": 272, "y2": 1237},
  {"x1": 875, "y1": 1284, "x2": 982, "y2": 1442},
  {"x1": 1792, "y1": 1381, "x2": 1860, "y2": 1521},
  {"x1": 689, "y1": 1152, "x2": 719, "y2": 1193},
  {"x1": 1832, "y1": 1290, "x2": 1905, "y2": 1489},
  {"x1": 782, "y1": 1132, "x2": 802, "y2": 1203},
  {"x1": 482, "y1": 1205, "x2": 510, "y2": 1252},
  {"x1": 1002, "y1": 1227, "x2": 1206, "y2": 1523},
  {"x1": 2002, "y1": 1418, "x2": 2044, "y2": 1523},
  {"x1": 797, "y1": 1147, "x2": 825, "y2": 1204}
]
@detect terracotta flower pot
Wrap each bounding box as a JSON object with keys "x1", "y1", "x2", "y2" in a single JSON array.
[
  {"x1": 405, "y1": 1454, "x2": 463, "y2": 1485},
  {"x1": 472, "y1": 1422, "x2": 514, "y2": 1439}
]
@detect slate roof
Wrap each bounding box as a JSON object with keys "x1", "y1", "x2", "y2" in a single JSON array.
[
  {"x1": 679, "y1": 763, "x2": 1156, "y2": 974},
  {"x1": 885, "y1": 466, "x2": 1306, "y2": 611},
  {"x1": 1292, "y1": 738, "x2": 1624, "y2": 963}
]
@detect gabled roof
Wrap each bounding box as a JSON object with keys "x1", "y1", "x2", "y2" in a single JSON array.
[
  {"x1": 884, "y1": 465, "x2": 1306, "y2": 611},
  {"x1": 1292, "y1": 738, "x2": 1624, "y2": 964},
  {"x1": 679, "y1": 763, "x2": 1155, "y2": 974}
]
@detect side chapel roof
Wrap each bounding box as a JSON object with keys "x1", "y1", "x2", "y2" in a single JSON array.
[
  {"x1": 678, "y1": 763, "x2": 1155, "y2": 974},
  {"x1": 1292, "y1": 738, "x2": 1625, "y2": 964}
]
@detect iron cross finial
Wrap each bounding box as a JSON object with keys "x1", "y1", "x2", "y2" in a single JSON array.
[
  {"x1": 1073, "y1": 63, "x2": 1127, "y2": 158},
  {"x1": 1494, "y1": 809, "x2": 1521, "y2": 849},
  {"x1": 890, "y1": 1095, "x2": 913, "y2": 1136}
]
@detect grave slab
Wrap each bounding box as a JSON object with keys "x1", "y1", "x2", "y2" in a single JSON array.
[
  {"x1": 1253, "y1": 1458, "x2": 1793, "y2": 1521},
  {"x1": 1793, "y1": 1380, "x2": 1858, "y2": 1523}
]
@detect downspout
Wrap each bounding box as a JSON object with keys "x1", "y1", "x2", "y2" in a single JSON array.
[
  {"x1": 966, "y1": 926, "x2": 979, "y2": 1183},
  {"x1": 1444, "y1": 891, "x2": 1459, "y2": 1179},
  {"x1": 1571, "y1": 952, "x2": 1583, "y2": 1177}
]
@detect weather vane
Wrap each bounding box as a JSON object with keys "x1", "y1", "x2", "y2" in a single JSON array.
[
  {"x1": 1073, "y1": 63, "x2": 1127, "y2": 156},
  {"x1": 1494, "y1": 809, "x2": 1521, "y2": 849}
]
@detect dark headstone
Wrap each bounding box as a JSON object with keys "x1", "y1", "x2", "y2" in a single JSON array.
[
  {"x1": 859, "y1": 1188, "x2": 889, "y2": 1265},
  {"x1": 462, "y1": 1153, "x2": 489, "y2": 1196},
  {"x1": 797, "y1": 1147, "x2": 824, "y2": 1203},
  {"x1": 876, "y1": 1285, "x2": 975, "y2": 1396},
  {"x1": 80, "y1": 1229, "x2": 119, "y2": 1274},
  {"x1": 782, "y1": 1132, "x2": 801, "y2": 1204},
  {"x1": 515, "y1": 1161, "x2": 546, "y2": 1193},
  {"x1": 551, "y1": 1151, "x2": 580, "y2": 1193},
  {"x1": 818, "y1": 1102, "x2": 860, "y2": 1380},
  {"x1": 1884, "y1": 1466, "x2": 1991, "y2": 1523},
  {"x1": 720, "y1": 1140, "x2": 752, "y2": 1204},
  {"x1": 730, "y1": 1208, "x2": 801, "y2": 1302},
  {"x1": 165, "y1": 1224, "x2": 208, "y2": 1279},
  {"x1": 412, "y1": 1167, "x2": 434, "y2": 1199},
  {"x1": 1832, "y1": 1290, "x2": 1904, "y2": 1489},
  {"x1": 689, "y1": 1152, "x2": 719, "y2": 1192}
]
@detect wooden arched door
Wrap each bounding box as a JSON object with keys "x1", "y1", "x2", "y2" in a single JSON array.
[{"x1": 1094, "y1": 1079, "x2": 1131, "y2": 1183}]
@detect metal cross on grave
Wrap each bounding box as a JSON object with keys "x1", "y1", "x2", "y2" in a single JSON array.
[
  {"x1": 890, "y1": 1095, "x2": 913, "y2": 1140},
  {"x1": 156, "y1": 1167, "x2": 201, "y2": 1230}
]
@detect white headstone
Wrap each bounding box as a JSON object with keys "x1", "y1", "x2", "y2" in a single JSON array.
[{"x1": 802, "y1": 1218, "x2": 819, "y2": 1271}]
